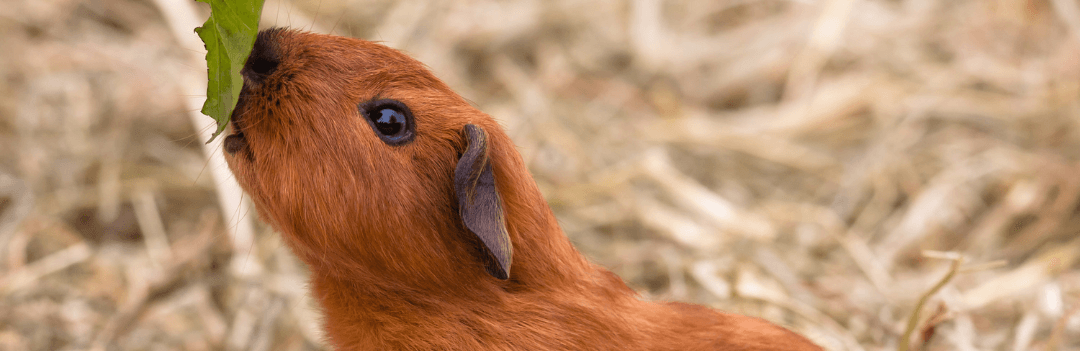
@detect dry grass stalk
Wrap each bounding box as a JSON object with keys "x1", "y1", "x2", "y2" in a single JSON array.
[{"x1": 899, "y1": 251, "x2": 963, "y2": 351}]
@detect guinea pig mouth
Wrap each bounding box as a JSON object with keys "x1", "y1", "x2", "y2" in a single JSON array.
[
  {"x1": 223, "y1": 110, "x2": 247, "y2": 155},
  {"x1": 224, "y1": 93, "x2": 249, "y2": 155}
]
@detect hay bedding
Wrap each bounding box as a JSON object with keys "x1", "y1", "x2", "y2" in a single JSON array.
[{"x1": 1, "y1": 0, "x2": 1078, "y2": 350}]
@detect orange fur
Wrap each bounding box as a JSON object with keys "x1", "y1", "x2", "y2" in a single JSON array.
[{"x1": 222, "y1": 28, "x2": 823, "y2": 351}]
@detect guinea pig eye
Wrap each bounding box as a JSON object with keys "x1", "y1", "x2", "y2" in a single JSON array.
[{"x1": 359, "y1": 99, "x2": 415, "y2": 145}]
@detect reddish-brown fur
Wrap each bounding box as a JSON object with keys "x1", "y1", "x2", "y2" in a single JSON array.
[{"x1": 223, "y1": 28, "x2": 823, "y2": 351}]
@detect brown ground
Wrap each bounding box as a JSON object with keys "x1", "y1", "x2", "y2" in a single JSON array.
[{"x1": 1, "y1": 0, "x2": 1079, "y2": 350}]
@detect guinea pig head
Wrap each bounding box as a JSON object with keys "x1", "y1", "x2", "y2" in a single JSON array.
[{"x1": 222, "y1": 29, "x2": 514, "y2": 287}]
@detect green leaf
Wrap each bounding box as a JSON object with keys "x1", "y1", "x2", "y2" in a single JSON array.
[{"x1": 196, "y1": 0, "x2": 265, "y2": 143}]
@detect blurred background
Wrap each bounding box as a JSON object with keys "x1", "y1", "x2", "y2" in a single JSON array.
[{"x1": 2, "y1": 0, "x2": 1079, "y2": 350}]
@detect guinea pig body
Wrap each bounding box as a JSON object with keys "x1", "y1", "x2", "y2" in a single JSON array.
[{"x1": 222, "y1": 28, "x2": 822, "y2": 351}]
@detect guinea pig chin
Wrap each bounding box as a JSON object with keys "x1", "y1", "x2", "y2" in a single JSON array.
[{"x1": 223, "y1": 128, "x2": 246, "y2": 155}]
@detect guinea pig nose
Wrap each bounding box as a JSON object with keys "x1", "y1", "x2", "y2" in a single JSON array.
[
  {"x1": 247, "y1": 55, "x2": 277, "y2": 76},
  {"x1": 242, "y1": 29, "x2": 281, "y2": 82}
]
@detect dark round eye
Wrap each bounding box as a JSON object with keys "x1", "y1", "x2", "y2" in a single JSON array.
[{"x1": 359, "y1": 99, "x2": 415, "y2": 145}]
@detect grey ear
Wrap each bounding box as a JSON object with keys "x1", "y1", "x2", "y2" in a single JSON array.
[{"x1": 454, "y1": 124, "x2": 512, "y2": 280}]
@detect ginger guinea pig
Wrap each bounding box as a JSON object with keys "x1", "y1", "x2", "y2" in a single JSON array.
[{"x1": 222, "y1": 28, "x2": 823, "y2": 351}]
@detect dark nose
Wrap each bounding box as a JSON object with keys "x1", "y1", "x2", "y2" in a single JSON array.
[
  {"x1": 229, "y1": 29, "x2": 283, "y2": 135},
  {"x1": 241, "y1": 28, "x2": 282, "y2": 84}
]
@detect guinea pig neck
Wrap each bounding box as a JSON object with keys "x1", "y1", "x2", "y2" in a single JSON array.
[{"x1": 305, "y1": 125, "x2": 634, "y2": 348}]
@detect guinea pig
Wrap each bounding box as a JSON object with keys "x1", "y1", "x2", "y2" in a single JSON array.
[{"x1": 222, "y1": 28, "x2": 823, "y2": 351}]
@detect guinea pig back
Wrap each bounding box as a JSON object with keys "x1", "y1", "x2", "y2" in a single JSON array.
[{"x1": 222, "y1": 28, "x2": 823, "y2": 351}]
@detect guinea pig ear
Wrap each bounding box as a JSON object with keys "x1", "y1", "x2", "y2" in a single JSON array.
[{"x1": 454, "y1": 124, "x2": 512, "y2": 280}]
